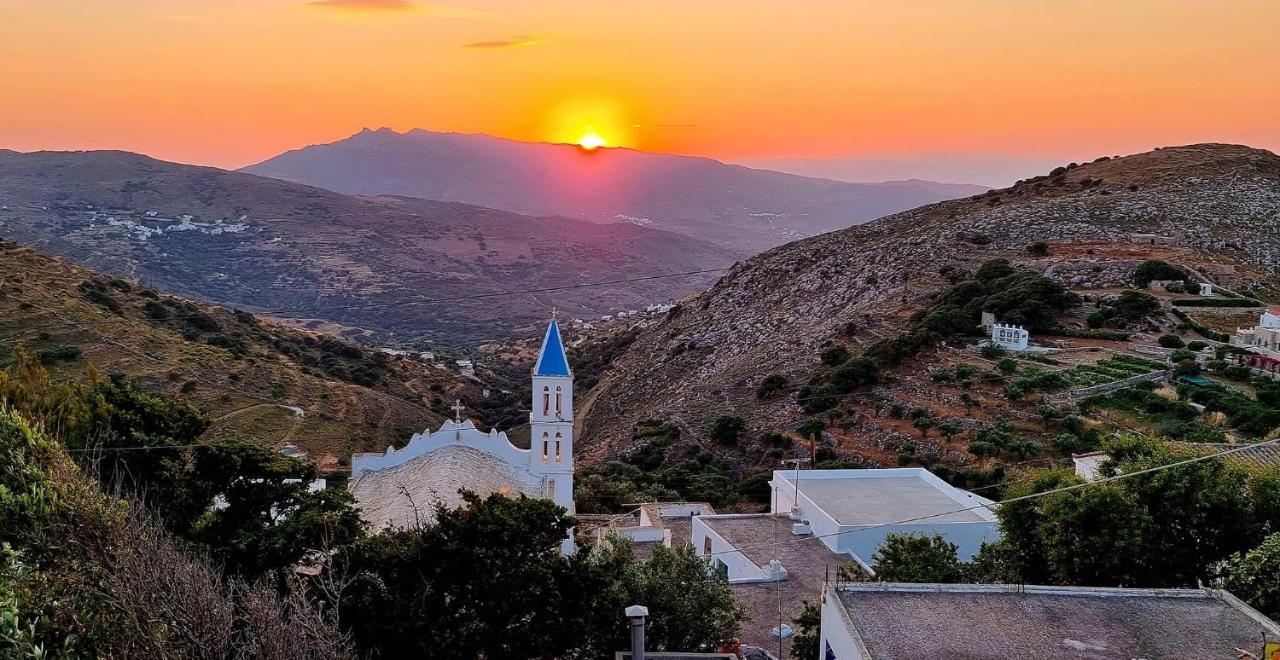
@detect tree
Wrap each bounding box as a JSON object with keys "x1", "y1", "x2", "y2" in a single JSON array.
[
  {"x1": 937, "y1": 420, "x2": 961, "y2": 442},
  {"x1": 327, "y1": 495, "x2": 743, "y2": 659},
  {"x1": 789, "y1": 600, "x2": 821, "y2": 659},
  {"x1": 912, "y1": 414, "x2": 935, "y2": 439},
  {"x1": 600, "y1": 539, "x2": 745, "y2": 653},
  {"x1": 870, "y1": 533, "x2": 963, "y2": 582},
  {"x1": 184, "y1": 438, "x2": 365, "y2": 579},
  {"x1": 329, "y1": 492, "x2": 600, "y2": 659},
  {"x1": 1221, "y1": 533, "x2": 1280, "y2": 621},
  {"x1": 709, "y1": 416, "x2": 746, "y2": 446}
]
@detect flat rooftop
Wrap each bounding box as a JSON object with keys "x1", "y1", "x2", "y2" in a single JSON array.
[
  {"x1": 834, "y1": 583, "x2": 1279, "y2": 658},
  {"x1": 702, "y1": 515, "x2": 847, "y2": 654},
  {"x1": 794, "y1": 476, "x2": 986, "y2": 525}
]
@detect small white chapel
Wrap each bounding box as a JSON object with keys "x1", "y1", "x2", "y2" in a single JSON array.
[{"x1": 348, "y1": 319, "x2": 576, "y2": 551}]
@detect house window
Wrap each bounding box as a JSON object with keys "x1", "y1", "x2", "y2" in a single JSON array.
[
  {"x1": 703, "y1": 536, "x2": 712, "y2": 556},
  {"x1": 540, "y1": 433, "x2": 549, "y2": 464}
]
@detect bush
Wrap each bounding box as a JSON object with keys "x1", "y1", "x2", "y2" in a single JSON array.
[
  {"x1": 996, "y1": 358, "x2": 1018, "y2": 374},
  {"x1": 36, "y1": 346, "x2": 82, "y2": 364},
  {"x1": 1090, "y1": 291, "x2": 1161, "y2": 328},
  {"x1": 981, "y1": 343, "x2": 1006, "y2": 359},
  {"x1": 1186, "y1": 340, "x2": 1208, "y2": 352},
  {"x1": 1027, "y1": 241, "x2": 1049, "y2": 256},
  {"x1": 820, "y1": 346, "x2": 850, "y2": 366},
  {"x1": 1132, "y1": 260, "x2": 1188, "y2": 288},
  {"x1": 1158, "y1": 334, "x2": 1185, "y2": 349},
  {"x1": 708, "y1": 416, "x2": 746, "y2": 446},
  {"x1": 756, "y1": 374, "x2": 788, "y2": 399}
]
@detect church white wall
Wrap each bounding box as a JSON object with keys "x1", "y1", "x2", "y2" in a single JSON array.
[{"x1": 350, "y1": 420, "x2": 530, "y2": 478}]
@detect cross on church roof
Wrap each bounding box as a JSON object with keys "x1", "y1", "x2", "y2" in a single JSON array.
[
  {"x1": 452, "y1": 399, "x2": 465, "y2": 423},
  {"x1": 550, "y1": 306, "x2": 559, "y2": 320}
]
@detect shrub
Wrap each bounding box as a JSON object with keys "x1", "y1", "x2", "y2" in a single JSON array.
[
  {"x1": 1027, "y1": 241, "x2": 1049, "y2": 256},
  {"x1": 756, "y1": 374, "x2": 788, "y2": 399},
  {"x1": 996, "y1": 358, "x2": 1018, "y2": 374},
  {"x1": 1186, "y1": 340, "x2": 1208, "y2": 352},
  {"x1": 981, "y1": 343, "x2": 1006, "y2": 359},
  {"x1": 708, "y1": 416, "x2": 746, "y2": 446},
  {"x1": 1132, "y1": 260, "x2": 1188, "y2": 288},
  {"x1": 1158, "y1": 334, "x2": 1185, "y2": 349},
  {"x1": 36, "y1": 346, "x2": 82, "y2": 364},
  {"x1": 820, "y1": 346, "x2": 850, "y2": 366}
]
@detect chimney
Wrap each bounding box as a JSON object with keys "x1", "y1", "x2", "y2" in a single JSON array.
[{"x1": 625, "y1": 605, "x2": 649, "y2": 660}]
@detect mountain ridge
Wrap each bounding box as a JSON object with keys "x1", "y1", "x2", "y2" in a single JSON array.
[
  {"x1": 0, "y1": 148, "x2": 737, "y2": 343},
  {"x1": 241, "y1": 127, "x2": 986, "y2": 253}
]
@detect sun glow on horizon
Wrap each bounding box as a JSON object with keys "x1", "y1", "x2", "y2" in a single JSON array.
[{"x1": 577, "y1": 129, "x2": 607, "y2": 150}]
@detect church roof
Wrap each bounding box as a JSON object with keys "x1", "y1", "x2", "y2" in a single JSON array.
[
  {"x1": 349, "y1": 445, "x2": 544, "y2": 530},
  {"x1": 533, "y1": 320, "x2": 571, "y2": 377}
]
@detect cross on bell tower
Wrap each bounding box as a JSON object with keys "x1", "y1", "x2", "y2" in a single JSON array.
[{"x1": 452, "y1": 399, "x2": 465, "y2": 423}]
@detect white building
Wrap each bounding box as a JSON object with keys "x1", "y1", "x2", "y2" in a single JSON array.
[
  {"x1": 990, "y1": 323, "x2": 1029, "y2": 351},
  {"x1": 350, "y1": 320, "x2": 576, "y2": 552},
  {"x1": 1231, "y1": 305, "x2": 1280, "y2": 357},
  {"x1": 455, "y1": 359, "x2": 476, "y2": 378},
  {"x1": 1199, "y1": 282, "x2": 1213, "y2": 296},
  {"x1": 691, "y1": 468, "x2": 998, "y2": 583},
  {"x1": 818, "y1": 582, "x2": 1280, "y2": 660}
]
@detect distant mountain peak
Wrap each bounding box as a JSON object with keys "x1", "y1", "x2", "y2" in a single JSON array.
[{"x1": 242, "y1": 129, "x2": 983, "y2": 254}]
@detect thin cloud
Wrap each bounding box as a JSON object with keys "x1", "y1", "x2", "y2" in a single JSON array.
[
  {"x1": 306, "y1": 0, "x2": 417, "y2": 9},
  {"x1": 464, "y1": 36, "x2": 541, "y2": 50}
]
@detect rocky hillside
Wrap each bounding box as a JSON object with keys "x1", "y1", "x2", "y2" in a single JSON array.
[
  {"x1": 0, "y1": 149, "x2": 737, "y2": 344},
  {"x1": 242, "y1": 128, "x2": 985, "y2": 254},
  {"x1": 0, "y1": 239, "x2": 502, "y2": 469},
  {"x1": 578, "y1": 144, "x2": 1280, "y2": 460}
]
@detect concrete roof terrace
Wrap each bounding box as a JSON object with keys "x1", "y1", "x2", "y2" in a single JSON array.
[
  {"x1": 830, "y1": 583, "x2": 1280, "y2": 658},
  {"x1": 792, "y1": 475, "x2": 986, "y2": 525}
]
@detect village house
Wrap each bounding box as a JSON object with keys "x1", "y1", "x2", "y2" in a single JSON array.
[
  {"x1": 349, "y1": 319, "x2": 577, "y2": 552},
  {"x1": 1233, "y1": 307, "x2": 1280, "y2": 377},
  {"x1": 818, "y1": 582, "x2": 1280, "y2": 659},
  {"x1": 688, "y1": 468, "x2": 998, "y2": 653}
]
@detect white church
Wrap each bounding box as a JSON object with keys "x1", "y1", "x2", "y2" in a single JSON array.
[{"x1": 348, "y1": 319, "x2": 577, "y2": 552}]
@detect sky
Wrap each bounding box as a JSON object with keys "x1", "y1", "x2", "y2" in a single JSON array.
[{"x1": 2, "y1": 0, "x2": 1278, "y2": 185}]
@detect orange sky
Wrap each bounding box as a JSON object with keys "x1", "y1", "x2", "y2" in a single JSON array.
[{"x1": 2, "y1": 0, "x2": 1278, "y2": 170}]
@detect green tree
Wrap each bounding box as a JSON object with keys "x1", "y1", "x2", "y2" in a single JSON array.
[
  {"x1": 709, "y1": 416, "x2": 746, "y2": 446},
  {"x1": 789, "y1": 600, "x2": 821, "y2": 659},
  {"x1": 1221, "y1": 533, "x2": 1280, "y2": 621},
  {"x1": 184, "y1": 438, "x2": 365, "y2": 579},
  {"x1": 871, "y1": 533, "x2": 963, "y2": 582}
]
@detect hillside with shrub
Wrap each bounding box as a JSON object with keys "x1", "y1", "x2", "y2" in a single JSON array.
[
  {"x1": 577, "y1": 144, "x2": 1280, "y2": 506},
  {"x1": 0, "y1": 239, "x2": 485, "y2": 468}
]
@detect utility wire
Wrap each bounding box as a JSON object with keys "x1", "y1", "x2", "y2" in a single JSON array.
[{"x1": 707, "y1": 436, "x2": 1280, "y2": 559}]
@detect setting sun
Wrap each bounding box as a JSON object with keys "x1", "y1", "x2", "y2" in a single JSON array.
[{"x1": 578, "y1": 130, "x2": 607, "y2": 151}]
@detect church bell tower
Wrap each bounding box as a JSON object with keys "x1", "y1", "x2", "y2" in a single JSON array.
[{"x1": 530, "y1": 318, "x2": 574, "y2": 517}]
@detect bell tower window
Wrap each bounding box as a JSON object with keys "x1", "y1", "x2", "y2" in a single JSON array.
[
  {"x1": 554, "y1": 432, "x2": 563, "y2": 464},
  {"x1": 542, "y1": 386, "x2": 550, "y2": 416},
  {"x1": 555, "y1": 386, "x2": 563, "y2": 416},
  {"x1": 540, "y1": 432, "x2": 549, "y2": 464}
]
